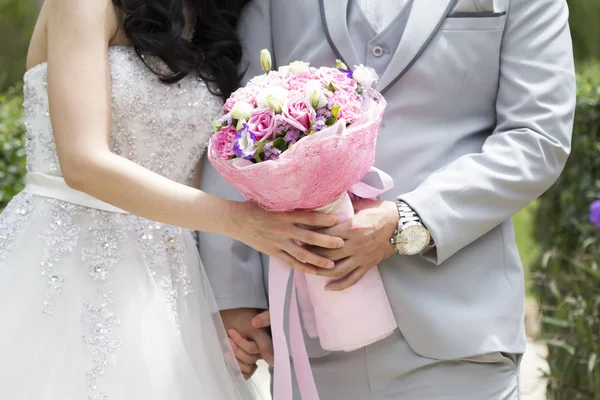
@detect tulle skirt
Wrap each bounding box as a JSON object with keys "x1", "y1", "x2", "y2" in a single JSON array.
[{"x1": 0, "y1": 192, "x2": 265, "y2": 400}]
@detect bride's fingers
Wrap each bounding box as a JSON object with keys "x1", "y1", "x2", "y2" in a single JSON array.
[
  {"x1": 282, "y1": 242, "x2": 334, "y2": 270},
  {"x1": 276, "y1": 251, "x2": 320, "y2": 275},
  {"x1": 289, "y1": 211, "x2": 339, "y2": 228},
  {"x1": 291, "y1": 226, "x2": 343, "y2": 249},
  {"x1": 228, "y1": 329, "x2": 260, "y2": 356},
  {"x1": 228, "y1": 337, "x2": 259, "y2": 366}
]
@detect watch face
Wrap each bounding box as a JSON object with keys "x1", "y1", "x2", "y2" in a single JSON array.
[{"x1": 397, "y1": 225, "x2": 430, "y2": 255}]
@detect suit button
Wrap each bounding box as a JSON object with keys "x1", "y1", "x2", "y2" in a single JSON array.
[{"x1": 372, "y1": 46, "x2": 384, "y2": 57}]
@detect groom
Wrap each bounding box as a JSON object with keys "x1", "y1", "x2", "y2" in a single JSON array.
[{"x1": 199, "y1": 0, "x2": 575, "y2": 398}]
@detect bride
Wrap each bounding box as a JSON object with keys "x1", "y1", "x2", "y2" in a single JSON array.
[{"x1": 0, "y1": 0, "x2": 343, "y2": 398}]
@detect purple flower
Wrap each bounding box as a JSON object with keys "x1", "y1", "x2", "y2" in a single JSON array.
[
  {"x1": 263, "y1": 142, "x2": 281, "y2": 161},
  {"x1": 590, "y1": 200, "x2": 600, "y2": 228},
  {"x1": 339, "y1": 69, "x2": 353, "y2": 79},
  {"x1": 274, "y1": 115, "x2": 294, "y2": 136},
  {"x1": 316, "y1": 107, "x2": 333, "y2": 119},
  {"x1": 233, "y1": 123, "x2": 257, "y2": 160},
  {"x1": 284, "y1": 128, "x2": 302, "y2": 144},
  {"x1": 312, "y1": 116, "x2": 327, "y2": 132}
]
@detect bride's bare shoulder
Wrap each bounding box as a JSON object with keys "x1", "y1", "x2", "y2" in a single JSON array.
[{"x1": 26, "y1": 0, "x2": 122, "y2": 69}]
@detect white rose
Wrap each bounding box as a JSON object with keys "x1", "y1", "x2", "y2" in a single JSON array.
[
  {"x1": 288, "y1": 61, "x2": 310, "y2": 74},
  {"x1": 304, "y1": 81, "x2": 328, "y2": 109},
  {"x1": 230, "y1": 101, "x2": 255, "y2": 121},
  {"x1": 256, "y1": 86, "x2": 289, "y2": 113},
  {"x1": 352, "y1": 65, "x2": 379, "y2": 89}
]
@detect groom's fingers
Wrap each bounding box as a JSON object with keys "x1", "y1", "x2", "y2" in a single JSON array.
[
  {"x1": 252, "y1": 311, "x2": 271, "y2": 329},
  {"x1": 326, "y1": 265, "x2": 369, "y2": 291}
]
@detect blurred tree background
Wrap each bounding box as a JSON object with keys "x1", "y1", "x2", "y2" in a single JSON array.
[{"x1": 0, "y1": 0, "x2": 37, "y2": 93}]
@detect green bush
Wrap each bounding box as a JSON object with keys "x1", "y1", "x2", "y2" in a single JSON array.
[
  {"x1": 532, "y1": 62, "x2": 600, "y2": 399},
  {"x1": 0, "y1": 0, "x2": 37, "y2": 92},
  {"x1": 0, "y1": 85, "x2": 27, "y2": 210},
  {"x1": 568, "y1": 0, "x2": 600, "y2": 62}
]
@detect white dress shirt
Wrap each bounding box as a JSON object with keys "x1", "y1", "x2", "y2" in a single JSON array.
[{"x1": 356, "y1": 0, "x2": 409, "y2": 33}]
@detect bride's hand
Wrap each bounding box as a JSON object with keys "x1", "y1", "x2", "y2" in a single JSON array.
[{"x1": 230, "y1": 201, "x2": 343, "y2": 274}]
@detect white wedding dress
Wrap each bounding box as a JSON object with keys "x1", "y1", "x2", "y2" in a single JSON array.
[{"x1": 0, "y1": 46, "x2": 264, "y2": 400}]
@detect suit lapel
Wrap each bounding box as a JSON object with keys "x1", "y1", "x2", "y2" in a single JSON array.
[
  {"x1": 378, "y1": 0, "x2": 458, "y2": 94},
  {"x1": 319, "y1": 0, "x2": 361, "y2": 69}
]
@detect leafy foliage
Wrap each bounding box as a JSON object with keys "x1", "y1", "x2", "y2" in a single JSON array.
[
  {"x1": 531, "y1": 62, "x2": 600, "y2": 399},
  {"x1": 0, "y1": 0, "x2": 37, "y2": 92},
  {"x1": 0, "y1": 85, "x2": 27, "y2": 209},
  {"x1": 568, "y1": 0, "x2": 600, "y2": 62}
]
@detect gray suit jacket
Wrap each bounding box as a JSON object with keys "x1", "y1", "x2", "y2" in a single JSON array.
[{"x1": 199, "y1": 0, "x2": 575, "y2": 360}]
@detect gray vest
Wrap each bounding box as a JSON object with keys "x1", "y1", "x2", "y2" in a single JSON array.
[{"x1": 348, "y1": 0, "x2": 413, "y2": 87}]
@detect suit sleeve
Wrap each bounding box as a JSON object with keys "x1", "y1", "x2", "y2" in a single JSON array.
[
  {"x1": 399, "y1": 0, "x2": 576, "y2": 265},
  {"x1": 198, "y1": 0, "x2": 273, "y2": 310}
]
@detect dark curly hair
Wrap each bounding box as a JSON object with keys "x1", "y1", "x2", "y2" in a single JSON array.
[{"x1": 111, "y1": 0, "x2": 249, "y2": 99}]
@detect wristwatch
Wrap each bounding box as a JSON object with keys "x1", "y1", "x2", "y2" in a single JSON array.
[{"x1": 390, "y1": 201, "x2": 431, "y2": 255}]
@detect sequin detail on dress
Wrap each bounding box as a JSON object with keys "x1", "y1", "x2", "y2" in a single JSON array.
[
  {"x1": 134, "y1": 219, "x2": 194, "y2": 329},
  {"x1": 0, "y1": 193, "x2": 34, "y2": 261},
  {"x1": 38, "y1": 199, "x2": 83, "y2": 314},
  {"x1": 81, "y1": 211, "x2": 126, "y2": 400}
]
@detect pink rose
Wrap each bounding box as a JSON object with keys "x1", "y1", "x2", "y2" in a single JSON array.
[
  {"x1": 316, "y1": 68, "x2": 358, "y2": 93},
  {"x1": 263, "y1": 70, "x2": 292, "y2": 90},
  {"x1": 247, "y1": 107, "x2": 276, "y2": 141},
  {"x1": 328, "y1": 90, "x2": 363, "y2": 125},
  {"x1": 287, "y1": 72, "x2": 321, "y2": 92},
  {"x1": 281, "y1": 92, "x2": 316, "y2": 131},
  {"x1": 213, "y1": 125, "x2": 238, "y2": 159}
]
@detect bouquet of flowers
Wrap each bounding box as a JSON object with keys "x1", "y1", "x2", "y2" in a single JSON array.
[{"x1": 208, "y1": 50, "x2": 397, "y2": 400}]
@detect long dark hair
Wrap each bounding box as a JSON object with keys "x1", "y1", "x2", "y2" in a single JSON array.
[{"x1": 111, "y1": 0, "x2": 249, "y2": 99}]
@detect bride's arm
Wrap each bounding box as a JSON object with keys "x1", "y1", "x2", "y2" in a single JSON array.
[{"x1": 44, "y1": 0, "x2": 342, "y2": 273}]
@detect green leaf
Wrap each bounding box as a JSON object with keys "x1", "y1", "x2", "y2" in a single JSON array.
[
  {"x1": 588, "y1": 353, "x2": 597, "y2": 374},
  {"x1": 326, "y1": 82, "x2": 337, "y2": 92},
  {"x1": 272, "y1": 137, "x2": 287, "y2": 152},
  {"x1": 325, "y1": 117, "x2": 337, "y2": 126},
  {"x1": 331, "y1": 106, "x2": 340, "y2": 119},
  {"x1": 541, "y1": 317, "x2": 571, "y2": 328},
  {"x1": 253, "y1": 140, "x2": 266, "y2": 162},
  {"x1": 211, "y1": 118, "x2": 222, "y2": 133},
  {"x1": 537, "y1": 338, "x2": 576, "y2": 356}
]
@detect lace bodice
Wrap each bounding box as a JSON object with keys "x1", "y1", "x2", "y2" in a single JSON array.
[{"x1": 23, "y1": 46, "x2": 221, "y2": 184}]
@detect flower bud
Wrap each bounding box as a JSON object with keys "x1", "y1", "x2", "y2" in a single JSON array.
[
  {"x1": 335, "y1": 59, "x2": 348, "y2": 70},
  {"x1": 260, "y1": 49, "x2": 272, "y2": 74}
]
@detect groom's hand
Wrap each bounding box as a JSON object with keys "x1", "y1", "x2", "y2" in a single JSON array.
[
  {"x1": 221, "y1": 308, "x2": 274, "y2": 379},
  {"x1": 311, "y1": 199, "x2": 398, "y2": 291}
]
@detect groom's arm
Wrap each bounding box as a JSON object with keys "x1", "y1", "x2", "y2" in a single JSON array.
[{"x1": 399, "y1": 0, "x2": 575, "y2": 265}]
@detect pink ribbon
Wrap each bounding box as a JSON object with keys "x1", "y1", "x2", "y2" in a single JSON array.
[{"x1": 269, "y1": 167, "x2": 397, "y2": 400}]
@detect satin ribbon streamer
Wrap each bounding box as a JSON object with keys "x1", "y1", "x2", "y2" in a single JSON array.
[{"x1": 270, "y1": 167, "x2": 397, "y2": 400}]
